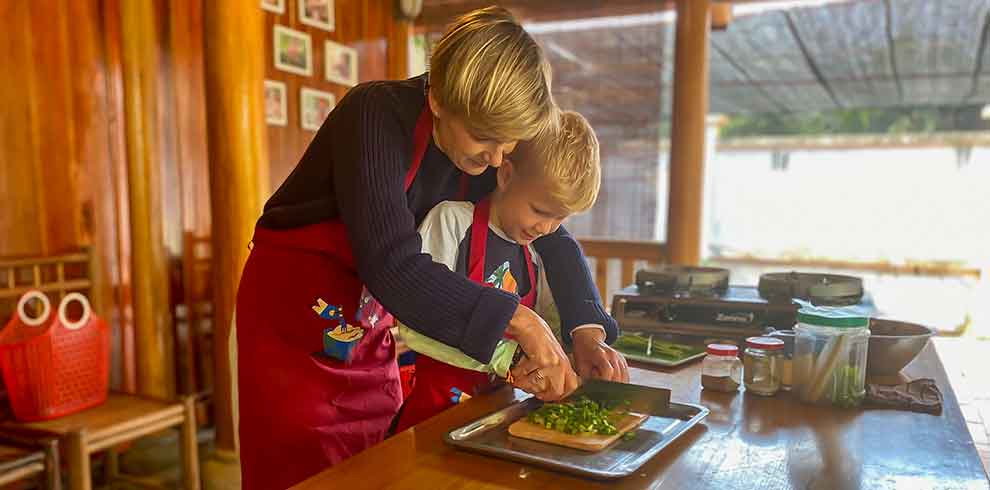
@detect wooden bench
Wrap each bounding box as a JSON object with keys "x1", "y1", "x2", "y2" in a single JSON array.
[
  {"x1": 0, "y1": 431, "x2": 60, "y2": 490},
  {"x1": 1, "y1": 394, "x2": 199, "y2": 490}
]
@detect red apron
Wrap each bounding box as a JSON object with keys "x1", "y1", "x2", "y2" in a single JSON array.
[
  {"x1": 236, "y1": 102, "x2": 442, "y2": 490},
  {"x1": 394, "y1": 196, "x2": 537, "y2": 433}
]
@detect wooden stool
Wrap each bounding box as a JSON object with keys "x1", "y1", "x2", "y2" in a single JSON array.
[
  {"x1": 0, "y1": 432, "x2": 60, "y2": 490},
  {"x1": 1, "y1": 393, "x2": 200, "y2": 490}
]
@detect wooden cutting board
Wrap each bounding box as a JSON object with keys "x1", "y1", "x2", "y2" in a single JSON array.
[{"x1": 507, "y1": 411, "x2": 649, "y2": 452}]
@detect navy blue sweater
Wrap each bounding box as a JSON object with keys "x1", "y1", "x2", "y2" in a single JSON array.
[{"x1": 259, "y1": 75, "x2": 617, "y2": 363}]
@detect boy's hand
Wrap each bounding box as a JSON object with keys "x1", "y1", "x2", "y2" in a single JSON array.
[{"x1": 571, "y1": 327, "x2": 630, "y2": 383}]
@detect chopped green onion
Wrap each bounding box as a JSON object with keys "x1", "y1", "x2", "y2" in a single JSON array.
[{"x1": 526, "y1": 397, "x2": 622, "y2": 436}]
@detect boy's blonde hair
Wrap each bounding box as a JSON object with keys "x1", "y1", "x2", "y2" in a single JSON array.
[
  {"x1": 515, "y1": 110, "x2": 601, "y2": 214},
  {"x1": 429, "y1": 6, "x2": 554, "y2": 142}
]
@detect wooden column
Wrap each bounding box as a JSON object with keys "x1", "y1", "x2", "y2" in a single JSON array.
[
  {"x1": 119, "y1": 0, "x2": 176, "y2": 398},
  {"x1": 387, "y1": 17, "x2": 413, "y2": 80},
  {"x1": 666, "y1": 0, "x2": 711, "y2": 266},
  {"x1": 204, "y1": 0, "x2": 268, "y2": 454}
]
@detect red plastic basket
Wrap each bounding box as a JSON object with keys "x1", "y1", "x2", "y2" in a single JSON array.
[{"x1": 0, "y1": 291, "x2": 110, "y2": 422}]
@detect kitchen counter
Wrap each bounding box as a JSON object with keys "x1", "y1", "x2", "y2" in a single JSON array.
[{"x1": 292, "y1": 343, "x2": 990, "y2": 489}]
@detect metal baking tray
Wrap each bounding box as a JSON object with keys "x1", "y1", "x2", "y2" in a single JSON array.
[{"x1": 444, "y1": 379, "x2": 709, "y2": 480}]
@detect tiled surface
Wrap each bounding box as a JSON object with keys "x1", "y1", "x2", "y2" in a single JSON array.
[{"x1": 933, "y1": 337, "x2": 990, "y2": 476}]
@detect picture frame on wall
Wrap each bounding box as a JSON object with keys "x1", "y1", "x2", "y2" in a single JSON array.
[
  {"x1": 325, "y1": 40, "x2": 358, "y2": 87},
  {"x1": 273, "y1": 26, "x2": 312, "y2": 76},
  {"x1": 299, "y1": 0, "x2": 335, "y2": 32},
  {"x1": 300, "y1": 87, "x2": 336, "y2": 131},
  {"x1": 261, "y1": 0, "x2": 285, "y2": 14},
  {"x1": 264, "y1": 80, "x2": 288, "y2": 126}
]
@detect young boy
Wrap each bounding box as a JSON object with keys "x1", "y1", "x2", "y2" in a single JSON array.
[{"x1": 394, "y1": 110, "x2": 608, "y2": 431}]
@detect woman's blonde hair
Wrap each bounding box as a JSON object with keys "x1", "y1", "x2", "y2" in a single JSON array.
[
  {"x1": 429, "y1": 6, "x2": 554, "y2": 142},
  {"x1": 515, "y1": 110, "x2": 601, "y2": 214}
]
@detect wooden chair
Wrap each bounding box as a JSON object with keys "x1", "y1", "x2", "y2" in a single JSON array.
[
  {"x1": 174, "y1": 232, "x2": 215, "y2": 426},
  {"x1": 0, "y1": 251, "x2": 92, "y2": 324},
  {"x1": 0, "y1": 430, "x2": 60, "y2": 490},
  {"x1": 0, "y1": 251, "x2": 201, "y2": 490}
]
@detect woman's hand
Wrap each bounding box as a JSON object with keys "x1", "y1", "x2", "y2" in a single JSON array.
[
  {"x1": 571, "y1": 327, "x2": 630, "y2": 383},
  {"x1": 506, "y1": 304, "x2": 579, "y2": 401}
]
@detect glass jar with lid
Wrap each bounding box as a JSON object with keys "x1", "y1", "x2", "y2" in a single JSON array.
[
  {"x1": 701, "y1": 343, "x2": 742, "y2": 393},
  {"x1": 743, "y1": 336, "x2": 784, "y2": 396},
  {"x1": 792, "y1": 303, "x2": 870, "y2": 407}
]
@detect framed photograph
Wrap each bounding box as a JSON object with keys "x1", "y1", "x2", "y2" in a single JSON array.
[
  {"x1": 300, "y1": 87, "x2": 336, "y2": 131},
  {"x1": 299, "y1": 0, "x2": 335, "y2": 31},
  {"x1": 273, "y1": 26, "x2": 312, "y2": 76},
  {"x1": 325, "y1": 40, "x2": 358, "y2": 87},
  {"x1": 264, "y1": 80, "x2": 288, "y2": 126},
  {"x1": 260, "y1": 0, "x2": 285, "y2": 14}
]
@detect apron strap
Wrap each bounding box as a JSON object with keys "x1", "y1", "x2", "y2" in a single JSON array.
[
  {"x1": 404, "y1": 104, "x2": 433, "y2": 193},
  {"x1": 467, "y1": 196, "x2": 537, "y2": 308},
  {"x1": 519, "y1": 244, "x2": 537, "y2": 308},
  {"x1": 467, "y1": 197, "x2": 491, "y2": 283},
  {"x1": 404, "y1": 99, "x2": 472, "y2": 201}
]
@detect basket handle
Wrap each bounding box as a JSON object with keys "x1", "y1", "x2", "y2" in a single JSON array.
[
  {"x1": 16, "y1": 290, "x2": 51, "y2": 327},
  {"x1": 58, "y1": 292, "x2": 92, "y2": 331}
]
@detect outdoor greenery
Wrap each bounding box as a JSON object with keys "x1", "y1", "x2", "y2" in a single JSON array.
[{"x1": 718, "y1": 105, "x2": 990, "y2": 138}]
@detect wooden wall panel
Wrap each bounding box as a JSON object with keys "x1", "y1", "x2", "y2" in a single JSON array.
[
  {"x1": 0, "y1": 0, "x2": 405, "y2": 402},
  {"x1": 0, "y1": 2, "x2": 45, "y2": 256},
  {"x1": 263, "y1": 0, "x2": 401, "y2": 193},
  {"x1": 165, "y1": 0, "x2": 213, "y2": 399},
  {"x1": 66, "y1": 0, "x2": 133, "y2": 391},
  {"x1": 0, "y1": 0, "x2": 134, "y2": 389},
  {"x1": 169, "y1": 0, "x2": 212, "y2": 238}
]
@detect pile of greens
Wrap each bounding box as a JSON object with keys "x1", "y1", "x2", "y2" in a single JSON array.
[
  {"x1": 613, "y1": 334, "x2": 704, "y2": 361},
  {"x1": 526, "y1": 397, "x2": 624, "y2": 436}
]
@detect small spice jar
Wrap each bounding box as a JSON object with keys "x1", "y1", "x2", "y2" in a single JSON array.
[
  {"x1": 766, "y1": 329, "x2": 796, "y2": 391},
  {"x1": 743, "y1": 336, "x2": 784, "y2": 396},
  {"x1": 701, "y1": 343, "x2": 742, "y2": 393}
]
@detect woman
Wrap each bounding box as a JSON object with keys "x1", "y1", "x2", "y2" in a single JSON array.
[{"x1": 236, "y1": 7, "x2": 627, "y2": 489}]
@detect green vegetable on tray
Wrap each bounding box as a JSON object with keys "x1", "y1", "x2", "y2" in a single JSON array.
[
  {"x1": 526, "y1": 397, "x2": 627, "y2": 436},
  {"x1": 613, "y1": 334, "x2": 704, "y2": 361}
]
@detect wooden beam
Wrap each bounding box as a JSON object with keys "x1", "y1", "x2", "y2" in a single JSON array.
[
  {"x1": 579, "y1": 239, "x2": 666, "y2": 263},
  {"x1": 204, "y1": 0, "x2": 268, "y2": 455},
  {"x1": 418, "y1": 0, "x2": 789, "y2": 32},
  {"x1": 666, "y1": 0, "x2": 711, "y2": 266},
  {"x1": 419, "y1": 0, "x2": 676, "y2": 32},
  {"x1": 119, "y1": 0, "x2": 176, "y2": 399}
]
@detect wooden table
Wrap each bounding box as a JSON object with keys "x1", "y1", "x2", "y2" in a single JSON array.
[
  {"x1": 293, "y1": 343, "x2": 990, "y2": 490},
  {"x1": 1, "y1": 393, "x2": 199, "y2": 490}
]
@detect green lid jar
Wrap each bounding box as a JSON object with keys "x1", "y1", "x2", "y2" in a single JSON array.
[{"x1": 792, "y1": 302, "x2": 870, "y2": 408}]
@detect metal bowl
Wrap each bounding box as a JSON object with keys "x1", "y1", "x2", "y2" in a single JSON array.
[{"x1": 867, "y1": 319, "x2": 935, "y2": 376}]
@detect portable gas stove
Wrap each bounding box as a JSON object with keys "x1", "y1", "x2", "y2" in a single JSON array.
[{"x1": 612, "y1": 266, "x2": 870, "y2": 347}]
